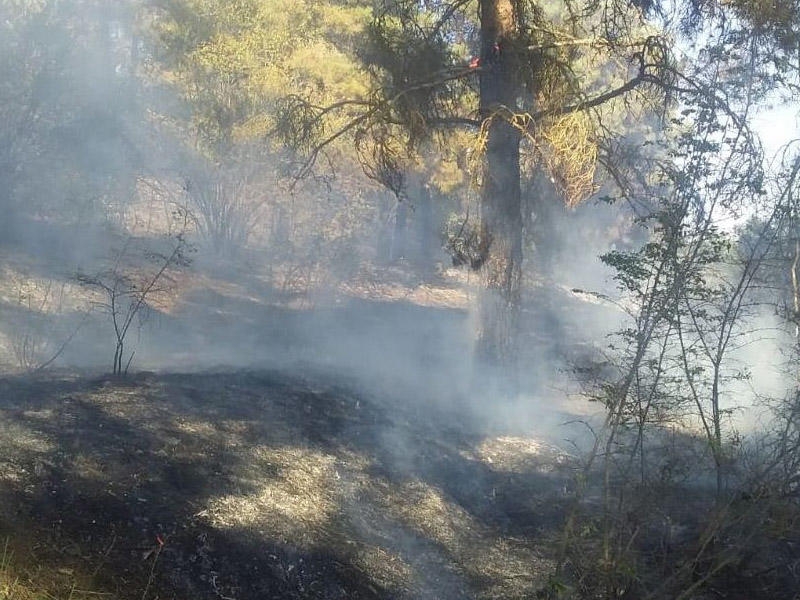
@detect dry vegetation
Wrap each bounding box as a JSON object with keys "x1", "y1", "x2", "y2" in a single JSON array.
[{"x1": 0, "y1": 371, "x2": 576, "y2": 600}]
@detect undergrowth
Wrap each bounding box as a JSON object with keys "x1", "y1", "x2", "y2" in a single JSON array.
[{"x1": 0, "y1": 538, "x2": 108, "y2": 600}]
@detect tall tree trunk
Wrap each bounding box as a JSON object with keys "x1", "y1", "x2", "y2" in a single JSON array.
[{"x1": 477, "y1": 0, "x2": 523, "y2": 366}]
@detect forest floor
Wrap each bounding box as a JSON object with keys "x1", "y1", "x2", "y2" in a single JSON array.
[
  {"x1": 0, "y1": 369, "x2": 578, "y2": 600},
  {"x1": 0, "y1": 221, "x2": 615, "y2": 599}
]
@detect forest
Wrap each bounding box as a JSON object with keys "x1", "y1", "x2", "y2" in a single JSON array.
[{"x1": 0, "y1": 0, "x2": 799, "y2": 598}]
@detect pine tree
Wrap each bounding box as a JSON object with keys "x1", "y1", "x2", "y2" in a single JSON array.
[{"x1": 279, "y1": 0, "x2": 673, "y2": 366}]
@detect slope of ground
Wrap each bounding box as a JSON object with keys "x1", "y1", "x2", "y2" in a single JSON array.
[{"x1": 0, "y1": 370, "x2": 576, "y2": 599}]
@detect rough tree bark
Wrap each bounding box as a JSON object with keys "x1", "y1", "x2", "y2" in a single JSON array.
[{"x1": 476, "y1": 0, "x2": 524, "y2": 366}]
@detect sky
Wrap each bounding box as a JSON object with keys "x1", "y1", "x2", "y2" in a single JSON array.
[{"x1": 754, "y1": 102, "x2": 800, "y2": 164}]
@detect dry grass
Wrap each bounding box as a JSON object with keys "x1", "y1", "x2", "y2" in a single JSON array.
[
  {"x1": 0, "y1": 421, "x2": 54, "y2": 456},
  {"x1": 0, "y1": 372, "x2": 574, "y2": 599},
  {"x1": 0, "y1": 266, "x2": 88, "y2": 316},
  {"x1": 387, "y1": 480, "x2": 471, "y2": 547},
  {"x1": 407, "y1": 284, "x2": 470, "y2": 309},
  {"x1": 338, "y1": 264, "x2": 470, "y2": 309},
  {"x1": 350, "y1": 544, "x2": 413, "y2": 590},
  {"x1": 0, "y1": 539, "x2": 107, "y2": 600},
  {"x1": 0, "y1": 263, "x2": 91, "y2": 371},
  {"x1": 69, "y1": 453, "x2": 107, "y2": 481},
  {"x1": 375, "y1": 478, "x2": 551, "y2": 599},
  {"x1": 473, "y1": 435, "x2": 571, "y2": 474},
  {"x1": 339, "y1": 280, "x2": 469, "y2": 308},
  {"x1": 206, "y1": 446, "x2": 341, "y2": 545}
]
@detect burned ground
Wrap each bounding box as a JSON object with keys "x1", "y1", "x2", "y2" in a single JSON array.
[{"x1": 0, "y1": 369, "x2": 577, "y2": 599}]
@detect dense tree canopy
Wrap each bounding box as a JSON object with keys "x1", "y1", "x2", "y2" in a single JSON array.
[{"x1": 269, "y1": 0, "x2": 687, "y2": 364}]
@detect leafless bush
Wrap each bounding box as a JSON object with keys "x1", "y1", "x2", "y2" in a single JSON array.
[
  {"x1": 184, "y1": 160, "x2": 269, "y2": 256},
  {"x1": 77, "y1": 208, "x2": 193, "y2": 376},
  {"x1": 2, "y1": 273, "x2": 85, "y2": 372},
  {"x1": 8, "y1": 279, "x2": 59, "y2": 371}
]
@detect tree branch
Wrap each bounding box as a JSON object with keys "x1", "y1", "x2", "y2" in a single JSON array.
[{"x1": 294, "y1": 67, "x2": 479, "y2": 179}]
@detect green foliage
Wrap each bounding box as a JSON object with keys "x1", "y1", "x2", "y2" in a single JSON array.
[
  {"x1": 149, "y1": 0, "x2": 371, "y2": 152},
  {"x1": 572, "y1": 40, "x2": 800, "y2": 592},
  {"x1": 359, "y1": 2, "x2": 471, "y2": 144}
]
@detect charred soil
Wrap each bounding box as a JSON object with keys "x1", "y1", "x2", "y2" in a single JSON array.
[{"x1": 0, "y1": 370, "x2": 575, "y2": 599}]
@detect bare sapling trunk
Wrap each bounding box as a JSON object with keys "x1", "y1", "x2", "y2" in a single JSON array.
[{"x1": 78, "y1": 211, "x2": 192, "y2": 376}]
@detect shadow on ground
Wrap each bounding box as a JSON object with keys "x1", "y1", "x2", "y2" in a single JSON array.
[{"x1": 0, "y1": 370, "x2": 576, "y2": 599}]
